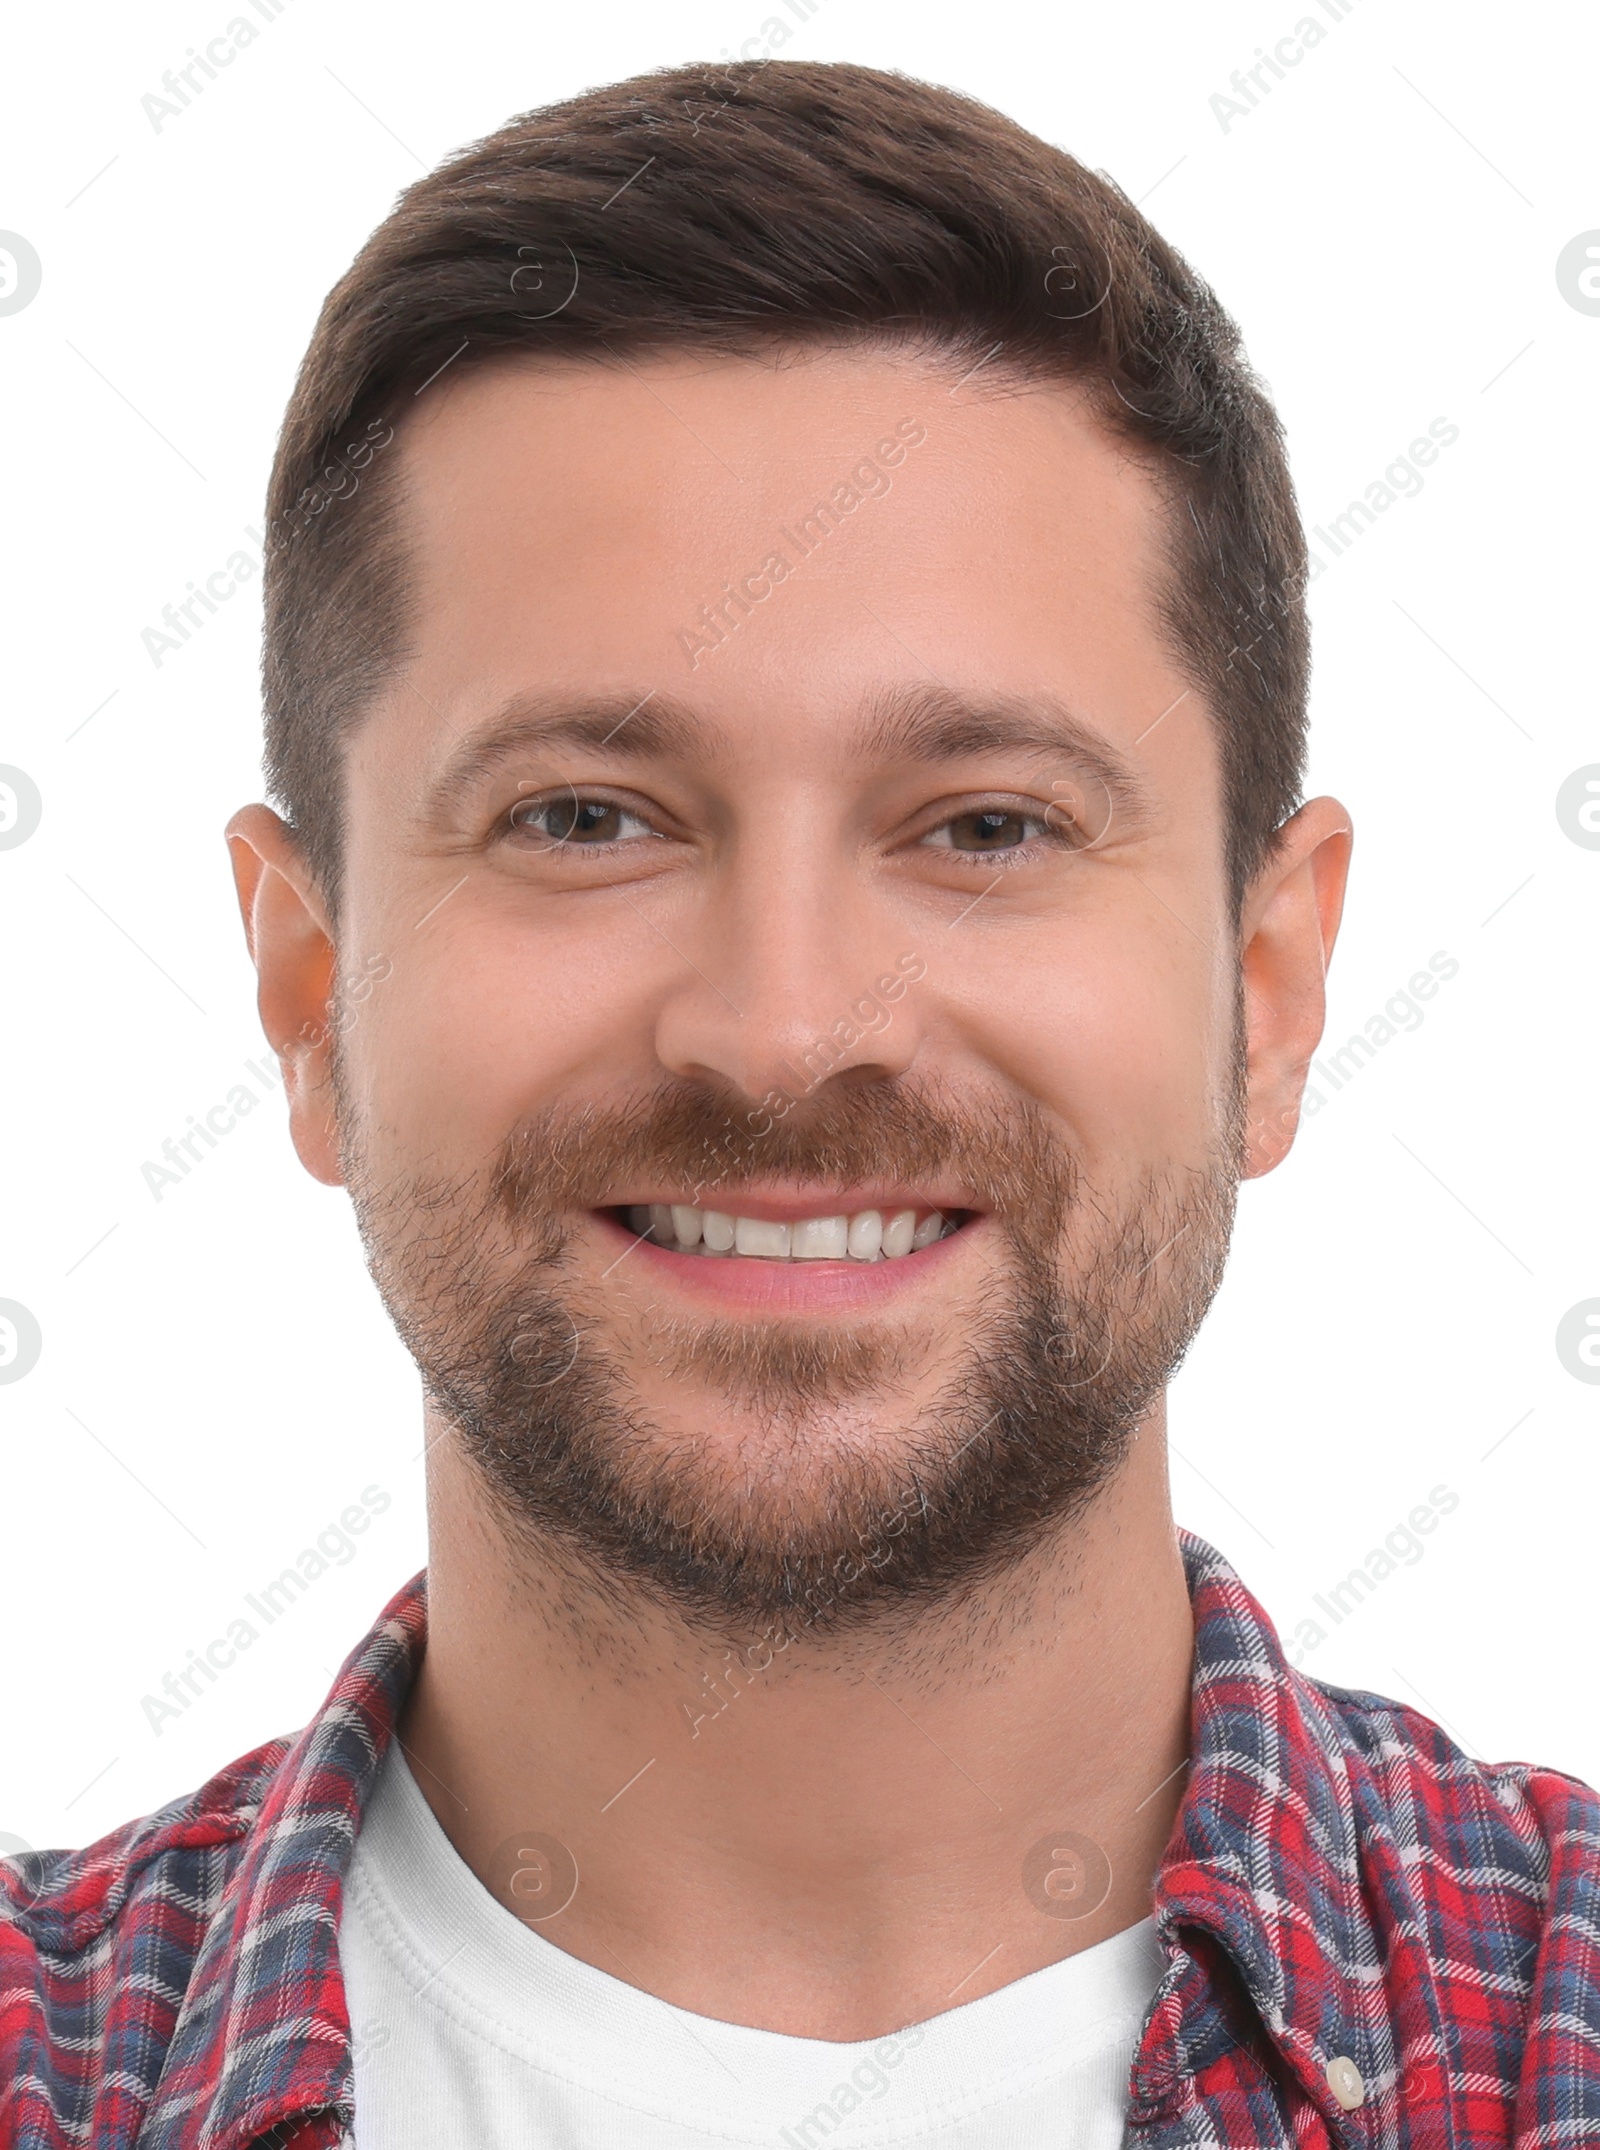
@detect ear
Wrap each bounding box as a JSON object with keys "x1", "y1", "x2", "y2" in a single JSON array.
[
  {"x1": 225, "y1": 804, "x2": 344, "y2": 1187},
  {"x1": 1237, "y1": 796, "x2": 1353, "y2": 1178}
]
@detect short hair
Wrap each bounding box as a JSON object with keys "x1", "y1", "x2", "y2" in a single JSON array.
[{"x1": 263, "y1": 58, "x2": 1309, "y2": 915}]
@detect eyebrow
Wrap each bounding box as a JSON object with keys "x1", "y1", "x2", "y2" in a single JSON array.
[
  {"x1": 417, "y1": 680, "x2": 1153, "y2": 827},
  {"x1": 418, "y1": 693, "x2": 711, "y2": 826},
  {"x1": 855, "y1": 683, "x2": 1152, "y2": 821}
]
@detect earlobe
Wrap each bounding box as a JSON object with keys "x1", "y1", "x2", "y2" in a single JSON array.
[
  {"x1": 224, "y1": 804, "x2": 345, "y2": 1187},
  {"x1": 1238, "y1": 797, "x2": 1353, "y2": 1179}
]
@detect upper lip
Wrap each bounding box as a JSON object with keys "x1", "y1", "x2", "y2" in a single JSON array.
[{"x1": 600, "y1": 1188, "x2": 982, "y2": 1223}]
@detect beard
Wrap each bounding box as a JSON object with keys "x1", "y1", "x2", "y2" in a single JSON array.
[{"x1": 340, "y1": 1062, "x2": 1244, "y2": 1644}]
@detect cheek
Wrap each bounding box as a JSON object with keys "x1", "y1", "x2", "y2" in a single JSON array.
[
  {"x1": 934, "y1": 916, "x2": 1228, "y2": 1165},
  {"x1": 342, "y1": 897, "x2": 659, "y2": 1152}
]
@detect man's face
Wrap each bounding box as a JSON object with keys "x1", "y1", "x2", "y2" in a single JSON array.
[{"x1": 268, "y1": 348, "x2": 1277, "y2": 1633}]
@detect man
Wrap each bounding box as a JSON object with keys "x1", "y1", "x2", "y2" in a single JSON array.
[{"x1": 3, "y1": 55, "x2": 1596, "y2": 2150}]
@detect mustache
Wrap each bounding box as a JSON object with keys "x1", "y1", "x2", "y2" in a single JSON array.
[{"x1": 485, "y1": 1076, "x2": 1080, "y2": 1225}]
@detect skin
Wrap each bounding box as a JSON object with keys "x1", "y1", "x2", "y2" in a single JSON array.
[{"x1": 228, "y1": 347, "x2": 1350, "y2": 2040}]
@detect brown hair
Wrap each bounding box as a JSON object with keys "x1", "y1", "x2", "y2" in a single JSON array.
[{"x1": 263, "y1": 57, "x2": 1309, "y2": 915}]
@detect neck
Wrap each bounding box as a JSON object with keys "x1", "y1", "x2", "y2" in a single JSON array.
[{"x1": 401, "y1": 1399, "x2": 1193, "y2": 2040}]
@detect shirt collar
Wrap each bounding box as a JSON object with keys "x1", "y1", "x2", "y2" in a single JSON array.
[
  {"x1": 1147, "y1": 1532, "x2": 1396, "y2": 2132},
  {"x1": 142, "y1": 1534, "x2": 1390, "y2": 2147},
  {"x1": 138, "y1": 1579, "x2": 427, "y2": 2150}
]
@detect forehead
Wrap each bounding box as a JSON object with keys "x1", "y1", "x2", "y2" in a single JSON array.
[{"x1": 354, "y1": 346, "x2": 1212, "y2": 803}]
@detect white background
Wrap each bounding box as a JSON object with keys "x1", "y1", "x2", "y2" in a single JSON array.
[{"x1": 1, "y1": 0, "x2": 1595, "y2": 1852}]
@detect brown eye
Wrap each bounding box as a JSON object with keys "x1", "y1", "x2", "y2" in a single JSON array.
[
  {"x1": 508, "y1": 796, "x2": 650, "y2": 846},
  {"x1": 930, "y1": 809, "x2": 1042, "y2": 853}
]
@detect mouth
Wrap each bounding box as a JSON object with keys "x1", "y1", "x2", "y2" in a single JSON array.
[
  {"x1": 615, "y1": 1200, "x2": 966, "y2": 1262},
  {"x1": 591, "y1": 1193, "x2": 982, "y2": 1308}
]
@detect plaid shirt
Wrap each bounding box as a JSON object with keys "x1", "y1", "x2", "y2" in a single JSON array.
[{"x1": 4, "y1": 1533, "x2": 1598, "y2": 2149}]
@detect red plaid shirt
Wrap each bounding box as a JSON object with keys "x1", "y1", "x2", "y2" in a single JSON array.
[{"x1": 3, "y1": 1533, "x2": 1598, "y2": 2148}]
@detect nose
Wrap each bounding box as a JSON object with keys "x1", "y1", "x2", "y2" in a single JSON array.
[{"x1": 651, "y1": 843, "x2": 927, "y2": 1110}]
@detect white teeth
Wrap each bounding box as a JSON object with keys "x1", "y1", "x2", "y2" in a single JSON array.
[
  {"x1": 622, "y1": 1202, "x2": 959, "y2": 1260},
  {"x1": 735, "y1": 1216, "x2": 790, "y2": 1258},
  {"x1": 791, "y1": 1214, "x2": 849, "y2": 1260}
]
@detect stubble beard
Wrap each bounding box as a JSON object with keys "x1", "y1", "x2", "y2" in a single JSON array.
[{"x1": 339, "y1": 1066, "x2": 1244, "y2": 1645}]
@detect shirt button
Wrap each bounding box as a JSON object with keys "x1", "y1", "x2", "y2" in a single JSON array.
[{"x1": 1325, "y1": 2056, "x2": 1366, "y2": 2111}]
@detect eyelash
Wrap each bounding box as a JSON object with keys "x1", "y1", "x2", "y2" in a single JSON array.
[
  {"x1": 918, "y1": 808, "x2": 1079, "y2": 866},
  {"x1": 503, "y1": 795, "x2": 657, "y2": 847},
  {"x1": 498, "y1": 794, "x2": 1081, "y2": 861}
]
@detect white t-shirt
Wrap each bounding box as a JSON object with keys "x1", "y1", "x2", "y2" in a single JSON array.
[{"x1": 340, "y1": 1744, "x2": 1166, "y2": 2148}]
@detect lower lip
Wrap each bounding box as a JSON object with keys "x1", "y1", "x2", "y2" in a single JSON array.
[{"x1": 591, "y1": 1211, "x2": 981, "y2": 1310}]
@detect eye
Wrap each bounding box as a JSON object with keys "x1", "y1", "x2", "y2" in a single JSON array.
[
  {"x1": 506, "y1": 794, "x2": 655, "y2": 847},
  {"x1": 922, "y1": 808, "x2": 1051, "y2": 854}
]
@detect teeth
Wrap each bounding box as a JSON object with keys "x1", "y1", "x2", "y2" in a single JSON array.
[
  {"x1": 625, "y1": 1202, "x2": 960, "y2": 1262},
  {"x1": 735, "y1": 1216, "x2": 790, "y2": 1258},
  {"x1": 791, "y1": 1214, "x2": 848, "y2": 1260}
]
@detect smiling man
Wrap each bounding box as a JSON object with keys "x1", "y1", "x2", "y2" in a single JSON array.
[{"x1": 5, "y1": 56, "x2": 1598, "y2": 2150}]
